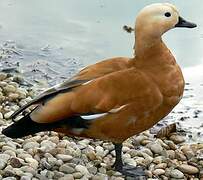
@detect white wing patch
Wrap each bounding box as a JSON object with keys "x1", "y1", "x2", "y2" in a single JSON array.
[
  {"x1": 81, "y1": 113, "x2": 108, "y2": 120},
  {"x1": 80, "y1": 104, "x2": 127, "y2": 120}
]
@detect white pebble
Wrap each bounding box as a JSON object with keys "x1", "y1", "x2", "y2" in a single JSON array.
[
  {"x1": 56, "y1": 154, "x2": 73, "y2": 162},
  {"x1": 75, "y1": 165, "x2": 89, "y2": 175},
  {"x1": 170, "y1": 169, "x2": 184, "y2": 179}
]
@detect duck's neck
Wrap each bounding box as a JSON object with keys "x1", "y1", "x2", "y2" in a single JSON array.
[
  {"x1": 133, "y1": 32, "x2": 176, "y2": 66},
  {"x1": 134, "y1": 31, "x2": 163, "y2": 57}
]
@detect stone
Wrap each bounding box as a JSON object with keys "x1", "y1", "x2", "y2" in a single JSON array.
[
  {"x1": 95, "y1": 146, "x2": 104, "y2": 157},
  {"x1": 58, "y1": 174, "x2": 74, "y2": 180},
  {"x1": 170, "y1": 169, "x2": 184, "y2": 179},
  {"x1": 153, "y1": 169, "x2": 165, "y2": 176},
  {"x1": 9, "y1": 157, "x2": 22, "y2": 168},
  {"x1": 147, "y1": 142, "x2": 163, "y2": 154},
  {"x1": 8, "y1": 93, "x2": 19, "y2": 101},
  {"x1": 20, "y1": 176, "x2": 31, "y2": 180},
  {"x1": 23, "y1": 141, "x2": 39, "y2": 150},
  {"x1": 25, "y1": 158, "x2": 39, "y2": 169},
  {"x1": 178, "y1": 164, "x2": 199, "y2": 174},
  {"x1": 155, "y1": 163, "x2": 167, "y2": 170},
  {"x1": 3, "y1": 84, "x2": 16, "y2": 93},
  {"x1": 73, "y1": 172, "x2": 83, "y2": 178},
  {"x1": 175, "y1": 150, "x2": 187, "y2": 161},
  {"x1": 4, "y1": 150, "x2": 16, "y2": 157},
  {"x1": 4, "y1": 111, "x2": 14, "y2": 119},
  {"x1": 0, "y1": 73, "x2": 7, "y2": 81},
  {"x1": 2, "y1": 177, "x2": 16, "y2": 180},
  {"x1": 0, "y1": 112, "x2": 3, "y2": 119},
  {"x1": 59, "y1": 164, "x2": 75, "y2": 174},
  {"x1": 0, "y1": 160, "x2": 6, "y2": 170},
  {"x1": 40, "y1": 140, "x2": 56, "y2": 152},
  {"x1": 56, "y1": 154, "x2": 73, "y2": 162},
  {"x1": 0, "y1": 154, "x2": 10, "y2": 163},
  {"x1": 166, "y1": 150, "x2": 175, "y2": 159},
  {"x1": 75, "y1": 165, "x2": 89, "y2": 175},
  {"x1": 170, "y1": 134, "x2": 185, "y2": 144}
]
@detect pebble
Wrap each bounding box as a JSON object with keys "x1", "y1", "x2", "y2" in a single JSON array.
[
  {"x1": 3, "y1": 84, "x2": 16, "y2": 93},
  {"x1": 170, "y1": 134, "x2": 185, "y2": 144},
  {"x1": 75, "y1": 165, "x2": 89, "y2": 175},
  {"x1": 23, "y1": 142, "x2": 39, "y2": 150},
  {"x1": 9, "y1": 157, "x2": 22, "y2": 168},
  {"x1": 25, "y1": 158, "x2": 39, "y2": 169},
  {"x1": 0, "y1": 160, "x2": 6, "y2": 170},
  {"x1": 59, "y1": 164, "x2": 75, "y2": 174},
  {"x1": 153, "y1": 169, "x2": 165, "y2": 176},
  {"x1": 4, "y1": 111, "x2": 14, "y2": 119},
  {"x1": 40, "y1": 140, "x2": 56, "y2": 152},
  {"x1": 20, "y1": 176, "x2": 31, "y2": 180},
  {"x1": 155, "y1": 163, "x2": 167, "y2": 170},
  {"x1": 170, "y1": 169, "x2": 184, "y2": 179},
  {"x1": 73, "y1": 172, "x2": 83, "y2": 178},
  {"x1": 58, "y1": 174, "x2": 74, "y2": 180},
  {"x1": 147, "y1": 142, "x2": 163, "y2": 154},
  {"x1": 0, "y1": 154, "x2": 10, "y2": 163},
  {"x1": 178, "y1": 164, "x2": 199, "y2": 174},
  {"x1": 56, "y1": 154, "x2": 73, "y2": 162},
  {"x1": 0, "y1": 73, "x2": 7, "y2": 81},
  {"x1": 96, "y1": 146, "x2": 105, "y2": 157}
]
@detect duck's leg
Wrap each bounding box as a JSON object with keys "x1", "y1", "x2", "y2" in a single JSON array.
[
  {"x1": 112, "y1": 143, "x2": 123, "y2": 171},
  {"x1": 113, "y1": 143, "x2": 146, "y2": 179}
]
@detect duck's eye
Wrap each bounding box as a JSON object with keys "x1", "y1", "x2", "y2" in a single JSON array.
[{"x1": 165, "y1": 12, "x2": 171, "y2": 17}]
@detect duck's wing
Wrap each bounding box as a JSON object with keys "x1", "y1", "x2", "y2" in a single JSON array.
[
  {"x1": 30, "y1": 68, "x2": 163, "y2": 124},
  {"x1": 11, "y1": 57, "x2": 131, "y2": 119}
]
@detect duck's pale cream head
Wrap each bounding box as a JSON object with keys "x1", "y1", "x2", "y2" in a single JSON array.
[
  {"x1": 134, "y1": 3, "x2": 196, "y2": 55},
  {"x1": 136, "y1": 3, "x2": 196, "y2": 37}
]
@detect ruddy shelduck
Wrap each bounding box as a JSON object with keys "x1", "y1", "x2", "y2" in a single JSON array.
[{"x1": 2, "y1": 3, "x2": 196, "y2": 177}]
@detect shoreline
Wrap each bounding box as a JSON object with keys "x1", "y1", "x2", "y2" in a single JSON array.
[{"x1": 0, "y1": 42, "x2": 203, "y2": 179}]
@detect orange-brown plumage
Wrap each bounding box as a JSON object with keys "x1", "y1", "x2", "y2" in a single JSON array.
[{"x1": 2, "y1": 3, "x2": 196, "y2": 176}]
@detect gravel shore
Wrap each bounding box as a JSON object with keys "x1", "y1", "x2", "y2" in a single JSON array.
[{"x1": 0, "y1": 72, "x2": 203, "y2": 180}]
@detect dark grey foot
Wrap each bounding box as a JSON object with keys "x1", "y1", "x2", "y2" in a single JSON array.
[
  {"x1": 120, "y1": 165, "x2": 146, "y2": 179},
  {"x1": 113, "y1": 143, "x2": 146, "y2": 179}
]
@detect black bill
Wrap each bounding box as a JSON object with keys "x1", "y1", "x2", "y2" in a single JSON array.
[{"x1": 175, "y1": 16, "x2": 197, "y2": 28}]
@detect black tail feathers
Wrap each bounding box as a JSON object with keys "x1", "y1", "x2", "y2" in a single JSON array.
[{"x1": 2, "y1": 114, "x2": 54, "y2": 138}]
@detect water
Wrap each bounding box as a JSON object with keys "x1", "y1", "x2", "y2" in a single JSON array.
[
  {"x1": 0, "y1": 0, "x2": 203, "y2": 141},
  {"x1": 0, "y1": 0, "x2": 203, "y2": 67}
]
